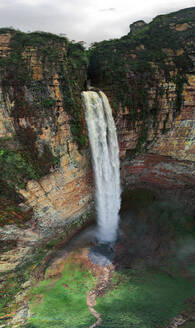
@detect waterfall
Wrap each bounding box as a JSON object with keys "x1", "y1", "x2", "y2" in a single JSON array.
[{"x1": 82, "y1": 91, "x2": 121, "y2": 243}]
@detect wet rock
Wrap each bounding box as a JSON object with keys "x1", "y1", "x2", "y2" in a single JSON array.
[
  {"x1": 11, "y1": 305, "x2": 29, "y2": 327},
  {"x1": 88, "y1": 243, "x2": 114, "y2": 266}
]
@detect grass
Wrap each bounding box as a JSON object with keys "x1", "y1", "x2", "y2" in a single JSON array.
[
  {"x1": 95, "y1": 268, "x2": 195, "y2": 328},
  {"x1": 28, "y1": 262, "x2": 97, "y2": 328},
  {"x1": 26, "y1": 191, "x2": 195, "y2": 328},
  {"x1": 28, "y1": 260, "x2": 195, "y2": 328}
]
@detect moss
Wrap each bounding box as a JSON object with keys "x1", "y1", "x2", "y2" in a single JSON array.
[
  {"x1": 0, "y1": 260, "x2": 36, "y2": 323},
  {"x1": 0, "y1": 28, "x2": 88, "y2": 151},
  {"x1": 95, "y1": 267, "x2": 195, "y2": 328},
  {"x1": 0, "y1": 275, "x2": 22, "y2": 320},
  {"x1": 0, "y1": 135, "x2": 60, "y2": 206},
  {"x1": 174, "y1": 74, "x2": 187, "y2": 113},
  {"x1": 70, "y1": 123, "x2": 86, "y2": 148},
  {"x1": 27, "y1": 236, "x2": 195, "y2": 328},
  {"x1": 68, "y1": 42, "x2": 88, "y2": 68},
  {"x1": 0, "y1": 146, "x2": 39, "y2": 187},
  {"x1": 0, "y1": 197, "x2": 32, "y2": 227},
  {"x1": 121, "y1": 188, "x2": 195, "y2": 238},
  {"x1": 28, "y1": 262, "x2": 96, "y2": 328},
  {"x1": 128, "y1": 125, "x2": 148, "y2": 159},
  {"x1": 1, "y1": 30, "x2": 85, "y2": 181},
  {"x1": 88, "y1": 7, "x2": 194, "y2": 158},
  {"x1": 41, "y1": 97, "x2": 56, "y2": 108},
  {"x1": 0, "y1": 232, "x2": 61, "y2": 324}
]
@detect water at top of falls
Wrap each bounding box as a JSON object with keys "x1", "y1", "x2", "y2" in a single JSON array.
[{"x1": 82, "y1": 91, "x2": 121, "y2": 243}]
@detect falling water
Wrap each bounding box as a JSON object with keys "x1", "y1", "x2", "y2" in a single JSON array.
[{"x1": 82, "y1": 91, "x2": 121, "y2": 243}]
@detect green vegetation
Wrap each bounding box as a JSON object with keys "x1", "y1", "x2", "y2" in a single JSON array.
[
  {"x1": 148, "y1": 200, "x2": 195, "y2": 238},
  {"x1": 68, "y1": 42, "x2": 88, "y2": 68},
  {"x1": 95, "y1": 268, "x2": 195, "y2": 328},
  {"x1": 129, "y1": 125, "x2": 148, "y2": 159},
  {"x1": 5, "y1": 189, "x2": 193, "y2": 328},
  {"x1": 41, "y1": 97, "x2": 56, "y2": 108},
  {"x1": 0, "y1": 243, "x2": 58, "y2": 324},
  {"x1": 0, "y1": 28, "x2": 67, "y2": 42},
  {"x1": 0, "y1": 197, "x2": 32, "y2": 227},
  {"x1": 28, "y1": 262, "x2": 96, "y2": 328},
  {"x1": 0, "y1": 274, "x2": 23, "y2": 319},
  {"x1": 27, "y1": 259, "x2": 195, "y2": 328},
  {"x1": 182, "y1": 321, "x2": 195, "y2": 328},
  {"x1": 88, "y1": 7, "x2": 195, "y2": 158},
  {"x1": 0, "y1": 139, "x2": 61, "y2": 206},
  {"x1": 174, "y1": 74, "x2": 187, "y2": 112},
  {"x1": 60, "y1": 41, "x2": 88, "y2": 149},
  {"x1": 0, "y1": 147, "x2": 39, "y2": 189},
  {"x1": 121, "y1": 188, "x2": 195, "y2": 240},
  {"x1": 0, "y1": 251, "x2": 45, "y2": 322},
  {"x1": 70, "y1": 123, "x2": 86, "y2": 148},
  {"x1": 0, "y1": 28, "x2": 88, "y2": 150}
]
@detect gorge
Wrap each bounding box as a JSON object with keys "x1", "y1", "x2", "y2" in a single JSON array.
[{"x1": 0, "y1": 6, "x2": 194, "y2": 328}]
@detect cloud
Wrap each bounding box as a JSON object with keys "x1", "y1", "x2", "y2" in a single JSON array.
[
  {"x1": 99, "y1": 8, "x2": 116, "y2": 12},
  {"x1": 0, "y1": 0, "x2": 194, "y2": 45}
]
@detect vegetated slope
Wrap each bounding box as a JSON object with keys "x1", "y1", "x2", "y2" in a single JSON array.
[
  {"x1": 0, "y1": 29, "x2": 89, "y2": 224},
  {"x1": 88, "y1": 7, "x2": 195, "y2": 158}
]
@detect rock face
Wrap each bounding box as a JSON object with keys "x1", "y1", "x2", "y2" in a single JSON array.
[
  {"x1": 151, "y1": 74, "x2": 195, "y2": 161},
  {"x1": 0, "y1": 8, "x2": 195, "y2": 275},
  {"x1": 0, "y1": 30, "x2": 93, "y2": 273},
  {"x1": 116, "y1": 73, "x2": 195, "y2": 161},
  {"x1": 88, "y1": 7, "x2": 195, "y2": 208},
  {"x1": 129, "y1": 20, "x2": 147, "y2": 34},
  {"x1": 121, "y1": 154, "x2": 195, "y2": 210}
]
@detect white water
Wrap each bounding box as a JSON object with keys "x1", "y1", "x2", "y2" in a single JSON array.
[{"x1": 82, "y1": 91, "x2": 121, "y2": 243}]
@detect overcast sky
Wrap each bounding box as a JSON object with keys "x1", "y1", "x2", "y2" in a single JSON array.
[{"x1": 0, "y1": 0, "x2": 194, "y2": 45}]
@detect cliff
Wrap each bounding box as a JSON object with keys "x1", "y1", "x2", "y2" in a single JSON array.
[
  {"x1": 0, "y1": 7, "x2": 195, "y2": 325},
  {"x1": 88, "y1": 7, "x2": 195, "y2": 208},
  {"x1": 0, "y1": 7, "x2": 195, "y2": 274},
  {"x1": 0, "y1": 30, "x2": 93, "y2": 274}
]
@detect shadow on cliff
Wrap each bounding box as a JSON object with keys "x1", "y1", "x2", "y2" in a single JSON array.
[{"x1": 115, "y1": 188, "x2": 195, "y2": 276}]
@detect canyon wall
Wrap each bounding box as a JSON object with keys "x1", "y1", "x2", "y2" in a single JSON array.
[
  {"x1": 0, "y1": 8, "x2": 195, "y2": 274},
  {"x1": 0, "y1": 31, "x2": 93, "y2": 273},
  {"x1": 0, "y1": 9, "x2": 194, "y2": 326},
  {"x1": 89, "y1": 7, "x2": 195, "y2": 209}
]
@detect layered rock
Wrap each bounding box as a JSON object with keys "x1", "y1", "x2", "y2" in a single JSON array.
[
  {"x1": 88, "y1": 7, "x2": 195, "y2": 208},
  {"x1": 121, "y1": 154, "x2": 195, "y2": 210},
  {"x1": 0, "y1": 8, "x2": 195, "y2": 273},
  {"x1": 0, "y1": 30, "x2": 93, "y2": 273},
  {"x1": 151, "y1": 74, "x2": 195, "y2": 161},
  {"x1": 0, "y1": 9, "x2": 195, "y2": 326}
]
